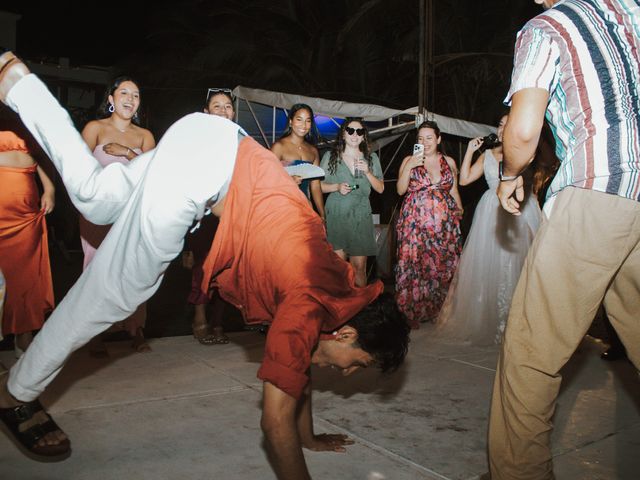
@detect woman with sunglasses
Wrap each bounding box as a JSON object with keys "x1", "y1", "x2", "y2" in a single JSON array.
[
  {"x1": 320, "y1": 118, "x2": 384, "y2": 287},
  {"x1": 80, "y1": 76, "x2": 155, "y2": 355},
  {"x1": 271, "y1": 103, "x2": 325, "y2": 219},
  {"x1": 395, "y1": 121, "x2": 463, "y2": 329}
]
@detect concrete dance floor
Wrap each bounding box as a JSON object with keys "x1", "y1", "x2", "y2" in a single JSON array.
[{"x1": 1, "y1": 327, "x2": 638, "y2": 480}]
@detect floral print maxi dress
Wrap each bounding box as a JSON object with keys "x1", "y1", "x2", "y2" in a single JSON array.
[{"x1": 395, "y1": 156, "x2": 462, "y2": 328}]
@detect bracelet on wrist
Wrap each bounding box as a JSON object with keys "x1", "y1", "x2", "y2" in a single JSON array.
[{"x1": 498, "y1": 161, "x2": 519, "y2": 182}]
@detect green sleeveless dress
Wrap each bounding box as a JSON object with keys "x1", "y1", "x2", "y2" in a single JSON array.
[{"x1": 320, "y1": 151, "x2": 383, "y2": 256}]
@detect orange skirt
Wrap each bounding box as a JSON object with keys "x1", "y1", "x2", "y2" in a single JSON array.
[{"x1": 0, "y1": 165, "x2": 54, "y2": 335}]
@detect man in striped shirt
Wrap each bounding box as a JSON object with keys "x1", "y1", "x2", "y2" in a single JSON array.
[{"x1": 490, "y1": 0, "x2": 640, "y2": 478}]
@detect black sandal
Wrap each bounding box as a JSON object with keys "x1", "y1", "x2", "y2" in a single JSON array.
[{"x1": 0, "y1": 399, "x2": 71, "y2": 462}]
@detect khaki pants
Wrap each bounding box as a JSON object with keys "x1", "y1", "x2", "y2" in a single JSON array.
[{"x1": 488, "y1": 186, "x2": 640, "y2": 480}]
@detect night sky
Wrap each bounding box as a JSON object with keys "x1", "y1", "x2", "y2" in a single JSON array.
[
  {"x1": 4, "y1": 1, "x2": 153, "y2": 66},
  {"x1": 2, "y1": 1, "x2": 542, "y2": 129}
]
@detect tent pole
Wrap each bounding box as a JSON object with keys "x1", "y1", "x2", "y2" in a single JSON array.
[
  {"x1": 428, "y1": 0, "x2": 434, "y2": 114},
  {"x1": 418, "y1": 0, "x2": 426, "y2": 116},
  {"x1": 418, "y1": 0, "x2": 432, "y2": 118},
  {"x1": 383, "y1": 132, "x2": 410, "y2": 177},
  {"x1": 272, "y1": 106, "x2": 276, "y2": 144}
]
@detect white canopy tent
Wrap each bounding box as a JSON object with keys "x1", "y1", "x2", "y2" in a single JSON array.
[{"x1": 231, "y1": 85, "x2": 496, "y2": 150}]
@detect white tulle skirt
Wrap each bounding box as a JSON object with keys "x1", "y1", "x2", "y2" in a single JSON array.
[{"x1": 435, "y1": 188, "x2": 541, "y2": 345}]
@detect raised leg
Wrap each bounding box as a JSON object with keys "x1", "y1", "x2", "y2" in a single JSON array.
[{"x1": 1, "y1": 52, "x2": 240, "y2": 462}]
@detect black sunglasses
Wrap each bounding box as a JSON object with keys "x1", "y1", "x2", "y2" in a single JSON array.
[{"x1": 345, "y1": 126, "x2": 365, "y2": 136}]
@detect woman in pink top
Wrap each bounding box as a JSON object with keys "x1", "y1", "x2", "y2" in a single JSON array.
[{"x1": 80, "y1": 76, "x2": 155, "y2": 355}]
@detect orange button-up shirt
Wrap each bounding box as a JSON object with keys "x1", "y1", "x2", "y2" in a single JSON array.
[{"x1": 202, "y1": 137, "x2": 382, "y2": 399}]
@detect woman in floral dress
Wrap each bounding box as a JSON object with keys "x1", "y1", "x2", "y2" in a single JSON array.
[{"x1": 395, "y1": 121, "x2": 463, "y2": 328}]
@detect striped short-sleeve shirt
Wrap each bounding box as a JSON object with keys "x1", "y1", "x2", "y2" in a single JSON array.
[{"x1": 506, "y1": 0, "x2": 640, "y2": 202}]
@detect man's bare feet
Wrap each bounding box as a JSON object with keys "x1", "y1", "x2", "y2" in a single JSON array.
[
  {"x1": 0, "y1": 51, "x2": 30, "y2": 104},
  {"x1": 0, "y1": 372, "x2": 70, "y2": 460}
]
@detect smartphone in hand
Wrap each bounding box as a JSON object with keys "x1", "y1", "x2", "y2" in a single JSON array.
[{"x1": 413, "y1": 143, "x2": 425, "y2": 156}]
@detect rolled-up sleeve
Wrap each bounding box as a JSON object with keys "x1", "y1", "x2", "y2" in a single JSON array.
[
  {"x1": 505, "y1": 26, "x2": 560, "y2": 105},
  {"x1": 257, "y1": 294, "x2": 326, "y2": 399}
]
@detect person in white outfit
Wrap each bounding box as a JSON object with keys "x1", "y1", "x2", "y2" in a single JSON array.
[
  {"x1": 0, "y1": 50, "x2": 239, "y2": 461},
  {"x1": 436, "y1": 114, "x2": 542, "y2": 345},
  {"x1": 0, "y1": 52, "x2": 410, "y2": 480}
]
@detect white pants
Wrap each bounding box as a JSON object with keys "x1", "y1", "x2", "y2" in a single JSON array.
[{"x1": 5, "y1": 74, "x2": 240, "y2": 401}]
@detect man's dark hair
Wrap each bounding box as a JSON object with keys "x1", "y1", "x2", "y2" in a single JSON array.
[{"x1": 346, "y1": 293, "x2": 410, "y2": 372}]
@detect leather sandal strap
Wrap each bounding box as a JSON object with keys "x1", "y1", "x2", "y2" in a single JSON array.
[
  {"x1": 28, "y1": 399, "x2": 63, "y2": 431},
  {"x1": 0, "y1": 400, "x2": 61, "y2": 447},
  {"x1": 0, "y1": 56, "x2": 17, "y2": 78},
  {"x1": 17, "y1": 420, "x2": 55, "y2": 446}
]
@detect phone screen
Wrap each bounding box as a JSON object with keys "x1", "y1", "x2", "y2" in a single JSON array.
[{"x1": 413, "y1": 143, "x2": 425, "y2": 156}]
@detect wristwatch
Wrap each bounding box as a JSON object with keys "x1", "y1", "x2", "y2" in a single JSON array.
[{"x1": 498, "y1": 161, "x2": 519, "y2": 182}]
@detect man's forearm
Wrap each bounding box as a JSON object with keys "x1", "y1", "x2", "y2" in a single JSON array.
[
  {"x1": 296, "y1": 382, "x2": 315, "y2": 447},
  {"x1": 263, "y1": 419, "x2": 311, "y2": 480},
  {"x1": 262, "y1": 381, "x2": 312, "y2": 480},
  {"x1": 503, "y1": 138, "x2": 538, "y2": 176}
]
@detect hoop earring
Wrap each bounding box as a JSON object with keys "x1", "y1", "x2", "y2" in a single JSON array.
[{"x1": 108, "y1": 104, "x2": 115, "y2": 113}]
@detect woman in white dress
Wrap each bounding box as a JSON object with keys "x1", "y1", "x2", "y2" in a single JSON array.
[{"x1": 436, "y1": 114, "x2": 542, "y2": 345}]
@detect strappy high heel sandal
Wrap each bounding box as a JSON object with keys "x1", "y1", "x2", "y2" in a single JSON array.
[{"x1": 192, "y1": 323, "x2": 219, "y2": 345}]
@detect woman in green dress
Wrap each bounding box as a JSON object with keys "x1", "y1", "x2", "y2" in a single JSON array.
[{"x1": 320, "y1": 118, "x2": 384, "y2": 287}]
